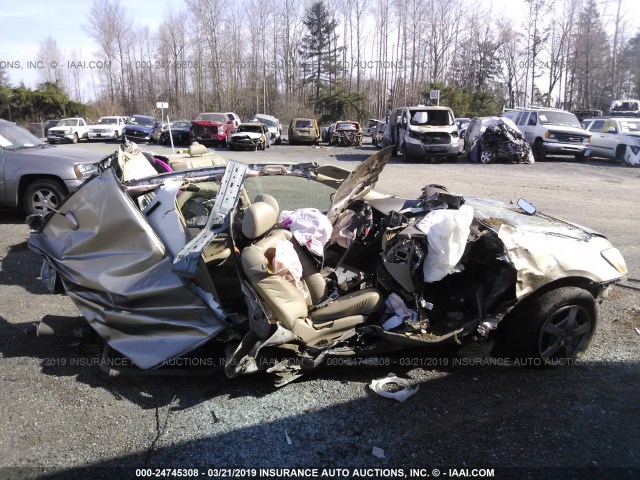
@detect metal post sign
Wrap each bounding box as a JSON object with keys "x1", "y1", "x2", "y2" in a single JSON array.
[
  {"x1": 156, "y1": 102, "x2": 169, "y2": 123},
  {"x1": 430, "y1": 90, "x2": 440, "y2": 106}
]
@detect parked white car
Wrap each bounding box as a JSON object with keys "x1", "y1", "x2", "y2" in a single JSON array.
[
  {"x1": 47, "y1": 118, "x2": 91, "y2": 144},
  {"x1": 253, "y1": 114, "x2": 282, "y2": 145},
  {"x1": 88, "y1": 116, "x2": 127, "y2": 141},
  {"x1": 585, "y1": 117, "x2": 640, "y2": 166}
]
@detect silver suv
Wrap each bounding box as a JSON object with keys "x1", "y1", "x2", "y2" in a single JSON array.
[
  {"x1": 385, "y1": 106, "x2": 462, "y2": 161},
  {"x1": 502, "y1": 107, "x2": 590, "y2": 161},
  {"x1": 0, "y1": 119, "x2": 102, "y2": 215}
]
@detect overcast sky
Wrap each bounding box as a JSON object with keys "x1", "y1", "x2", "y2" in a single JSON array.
[{"x1": 1, "y1": 0, "x2": 638, "y2": 92}]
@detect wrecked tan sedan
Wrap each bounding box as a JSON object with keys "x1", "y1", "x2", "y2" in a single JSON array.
[{"x1": 28, "y1": 147, "x2": 627, "y2": 384}]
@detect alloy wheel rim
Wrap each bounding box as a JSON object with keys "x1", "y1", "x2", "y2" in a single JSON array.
[
  {"x1": 538, "y1": 305, "x2": 592, "y2": 361},
  {"x1": 32, "y1": 189, "x2": 58, "y2": 215}
]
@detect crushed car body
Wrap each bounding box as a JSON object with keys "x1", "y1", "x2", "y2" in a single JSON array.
[
  {"x1": 465, "y1": 116, "x2": 535, "y2": 164},
  {"x1": 28, "y1": 147, "x2": 626, "y2": 381},
  {"x1": 330, "y1": 121, "x2": 364, "y2": 147}
]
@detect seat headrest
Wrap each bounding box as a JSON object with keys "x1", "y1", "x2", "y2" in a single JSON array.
[
  {"x1": 253, "y1": 193, "x2": 279, "y2": 215},
  {"x1": 188, "y1": 142, "x2": 208, "y2": 157},
  {"x1": 242, "y1": 202, "x2": 278, "y2": 240}
]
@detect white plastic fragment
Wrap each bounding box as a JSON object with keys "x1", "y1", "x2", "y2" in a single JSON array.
[
  {"x1": 285, "y1": 430, "x2": 292, "y2": 445},
  {"x1": 372, "y1": 446, "x2": 385, "y2": 459},
  {"x1": 634, "y1": 327, "x2": 640, "y2": 336},
  {"x1": 382, "y1": 293, "x2": 416, "y2": 330},
  {"x1": 369, "y1": 373, "x2": 419, "y2": 402}
]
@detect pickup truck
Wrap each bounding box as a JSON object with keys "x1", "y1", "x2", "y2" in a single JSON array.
[
  {"x1": 47, "y1": 117, "x2": 91, "y2": 144},
  {"x1": 585, "y1": 117, "x2": 640, "y2": 165}
]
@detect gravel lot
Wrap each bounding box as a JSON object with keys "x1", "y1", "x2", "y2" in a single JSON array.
[{"x1": 1, "y1": 140, "x2": 639, "y2": 480}]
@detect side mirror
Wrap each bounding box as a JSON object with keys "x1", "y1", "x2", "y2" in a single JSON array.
[
  {"x1": 517, "y1": 198, "x2": 537, "y2": 215},
  {"x1": 607, "y1": 127, "x2": 617, "y2": 134}
]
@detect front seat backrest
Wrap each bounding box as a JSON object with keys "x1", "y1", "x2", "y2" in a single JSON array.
[{"x1": 242, "y1": 202, "x2": 278, "y2": 240}]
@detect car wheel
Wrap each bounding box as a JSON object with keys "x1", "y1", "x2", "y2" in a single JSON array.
[
  {"x1": 505, "y1": 286, "x2": 596, "y2": 365},
  {"x1": 533, "y1": 139, "x2": 546, "y2": 161},
  {"x1": 615, "y1": 144, "x2": 626, "y2": 162},
  {"x1": 479, "y1": 148, "x2": 495, "y2": 164},
  {"x1": 574, "y1": 152, "x2": 586, "y2": 161},
  {"x1": 23, "y1": 180, "x2": 67, "y2": 216},
  {"x1": 229, "y1": 144, "x2": 234, "y2": 151},
  {"x1": 72, "y1": 133, "x2": 78, "y2": 144}
]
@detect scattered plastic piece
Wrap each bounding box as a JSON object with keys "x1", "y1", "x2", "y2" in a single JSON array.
[
  {"x1": 369, "y1": 373, "x2": 419, "y2": 402},
  {"x1": 372, "y1": 446, "x2": 385, "y2": 459},
  {"x1": 635, "y1": 327, "x2": 640, "y2": 336},
  {"x1": 285, "y1": 430, "x2": 292, "y2": 445}
]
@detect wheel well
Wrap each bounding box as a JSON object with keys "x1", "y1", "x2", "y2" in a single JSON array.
[
  {"x1": 18, "y1": 175, "x2": 68, "y2": 207},
  {"x1": 497, "y1": 276, "x2": 603, "y2": 331}
]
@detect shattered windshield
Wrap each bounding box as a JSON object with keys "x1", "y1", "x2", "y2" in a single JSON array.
[
  {"x1": 0, "y1": 122, "x2": 45, "y2": 150},
  {"x1": 255, "y1": 117, "x2": 277, "y2": 128},
  {"x1": 195, "y1": 113, "x2": 227, "y2": 123},
  {"x1": 238, "y1": 125, "x2": 263, "y2": 134},
  {"x1": 538, "y1": 111, "x2": 581, "y2": 127},
  {"x1": 410, "y1": 110, "x2": 453, "y2": 126},
  {"x1": 97, "y1": 117, "x2": 118, "y2": 125},
  {"x1": 129, "y1": 116, "x2": 155, "y2": 126}
]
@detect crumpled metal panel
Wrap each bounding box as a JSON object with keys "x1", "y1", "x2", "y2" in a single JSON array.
[{"x1": 28, "y1": 169, "x2": 225, "y2": 369}]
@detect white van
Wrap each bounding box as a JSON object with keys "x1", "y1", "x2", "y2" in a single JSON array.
[{"x1": 385, "y1": 106, "x2": 462, "y2": 162}]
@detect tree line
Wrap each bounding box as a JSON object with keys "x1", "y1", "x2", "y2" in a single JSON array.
[{"x1": 2, "y1": 0, "x2": 639, "y2": 125}]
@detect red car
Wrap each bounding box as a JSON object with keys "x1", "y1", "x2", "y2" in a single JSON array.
[{"x1": 190, "y1": 112, "x2": 235, "y2": 147}]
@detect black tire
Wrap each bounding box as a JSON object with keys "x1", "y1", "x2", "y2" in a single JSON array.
[
  {"x1": 72, "y1": 133, "x2": 78, "y2": 144},
  {"x1": 228, "y1": 144, "x2": 235, "y2": 151},
  {"x1": 533, "y1": 140, "x2": 546, "y2": 162},
  {"x1": 23, "y1": 179, "x2": 67, "y2": 216},
  {"x1": 504, "y1": 287, "x2": 596, "y2": 366},
  {"x1": 615, "y1": 144, "x2": 626, "y2": 162}
]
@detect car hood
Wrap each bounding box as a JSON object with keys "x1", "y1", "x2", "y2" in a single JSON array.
[
  {"x1": 465, "y1": 196, "x2": 601, "y2": 241},
  {"x1": 12, "y1": 145, "x2": 104, "y2": 163},
  {"x1": 192, "y1": 120, "x2": 224, "y2": 128},
  {"x1": 124, "y1": 124, "x2": 154, "y2": 133},
  {"x1": 49, "y1": 126, "x2": 76, "y2": 132},
  {"x1": 326, "y1": 146, "x2": 392, "y2": 223},
  {"x1": 232, "y1": 131, "x2": 262, "y2": 140},
  {"x1": 546, "y1": 125, "x2": 589, "y2": 135}
]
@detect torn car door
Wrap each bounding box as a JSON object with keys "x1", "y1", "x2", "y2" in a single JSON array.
[{"x1": 28, "y1": 169, "x2": 226, "y2": 369}]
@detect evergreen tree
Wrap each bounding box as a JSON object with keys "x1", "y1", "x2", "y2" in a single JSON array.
[{"x1": 299, "y1": 1, "x2": 342, "y2": 110}]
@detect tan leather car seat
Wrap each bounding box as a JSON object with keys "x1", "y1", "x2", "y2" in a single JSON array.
[{"x1": 240, "y1": 200, "x2": 382, "y2": 345}]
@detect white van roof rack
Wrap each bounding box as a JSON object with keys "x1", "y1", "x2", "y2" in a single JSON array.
[{"x1": 527, "y1": 105, "x2": 565, "y2": 111}]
